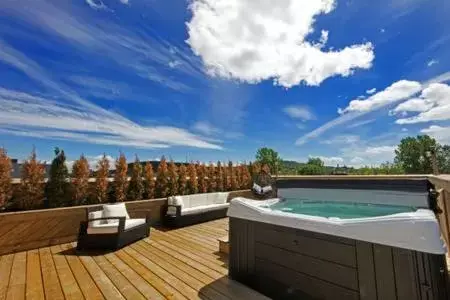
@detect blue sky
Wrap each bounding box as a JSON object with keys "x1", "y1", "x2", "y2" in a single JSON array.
[{"x1": 0, "y1": 0, "x2": 449, "y2": 167}]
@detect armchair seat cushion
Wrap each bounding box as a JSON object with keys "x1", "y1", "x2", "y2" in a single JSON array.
[
  {"x1": 102, "y1": 203, "x2": 130, "y2": 224},
  {"x1": 181, "y1": 203, "x2": 229, "y2": 216},
  {"x1": 87, "y1": 218, "x2": 146, "y2": 234}
]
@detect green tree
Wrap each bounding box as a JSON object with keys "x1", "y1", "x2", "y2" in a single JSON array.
[
  {"x1": 395, "y1": 135, "x2": 439, "y2": 174},
  {"x1": 46, "y1": 147, "x2": 70, "y2": 208},
  {"x1": 307, "y1": 157, "x2": 324, "y2": 167},
  {"x1": 128, "y1": 155, "x2": 144, "y2": 200},
  {"x1": 437, "y1": 145, "x2": 450, "y2": 174},
  {"x1": 297, "y1": 158, "x2": 325, "y2": 175},
  {"x1": 255, "y1": 147, "x2": 281, "y2": 175}
]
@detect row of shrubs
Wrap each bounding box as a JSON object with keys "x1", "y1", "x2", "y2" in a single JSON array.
[{"x1": 0, "y1": 147, "x2": 265, "y2": 211}]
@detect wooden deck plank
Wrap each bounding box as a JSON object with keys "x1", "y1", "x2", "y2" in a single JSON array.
[
  {"x1": 160, "y1": 229, "x2": 218, "y2": 249},
  {"x1": 6, "y1": 252, "x2": 26, "y2": 300},
  {"x1": 93, "y1": 255, "x2": 146, "y2": 300},
  {"x1": 39, "y1": 247, "x2": 65, "y2": 300},
  {"x1": 59, "y1": 244, "x2": 105, "y2": 300},
  {"x1": 50, "y1": 245, "x2": 84, "y2": 300},
  {"x1": 78, "y1": 256, "x2": 125, "y2": 300},
  {"x1": 147, "y1": 237, "x2": 227, "y2": 274},
  {"x1": 114, "y1": 249, "x2": 185, "y2": 300},
  {"x1": 130, "y1": 243, "x2": 227, "y2": 300},
  {"x1": 26, "y1": 249, "x2": 45, "y2": 300},
  {"x1": 104, "y1": 252, "x2": 167, "y2": 300},
  {"x1": 0, "y1": 218, "x2": 268, "y2": 300},
  {"x1": 140, "y1": 240, "x2": 266, "y2": 300},
  {"x1": 0, "y1": 255, "x2": 14, "y2": 300},
  {"x1": 123, "y1": 247, "x2": 201, "y2": 300},
  {"x1": 152, "y1": 230, "x2": 219, "y2": 255},
  {"x1": 151, "y1": 231, "x2": 225, "y2": 265}
]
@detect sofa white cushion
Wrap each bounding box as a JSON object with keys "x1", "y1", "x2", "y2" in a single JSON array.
[
  {"x1": 212, "y1": 192, "x2": 229, "y2": 204},
  {"x1": 181, "y1": 203, "x2": 229, "y2": 216},
  {"x1": 88, "y1": 210, "x2": 104, "y2": 227},
  {"x1": 102, "y1": 203, "x2": 130, "y2": 224},
  {"x1": 188, "y1": 194, "x2": 209, "y2": 208},
  {"x1": 173, "y1": 196, "x2": 184, "y2": 208},
  {"x1": 87, "y1": 218, "x2": 146, "y2": 234}
]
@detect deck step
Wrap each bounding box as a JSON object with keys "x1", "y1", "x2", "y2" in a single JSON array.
[{"x1": 218, "y1": 235, "x2": 229, "y2": 254}]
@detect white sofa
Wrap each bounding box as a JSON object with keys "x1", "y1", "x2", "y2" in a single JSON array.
[{"x1": 164, "y1": 192, "x2": 230, "y2": 227}]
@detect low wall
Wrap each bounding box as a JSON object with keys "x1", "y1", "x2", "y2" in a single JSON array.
[{"x1": 0, "y1": 190, "x2": 249, "y2": 255}]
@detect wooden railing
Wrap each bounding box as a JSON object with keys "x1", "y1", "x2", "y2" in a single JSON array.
[{"x1": 429, "y1": 175, "x2": 450, "y2": 247}]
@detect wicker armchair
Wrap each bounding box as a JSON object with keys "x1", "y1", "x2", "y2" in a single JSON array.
[
  {"x1": 252, "y1": 169, "x2": 277, "y2": 199},
  {"x1": 77, "y1": 203, "x2": 151, "y2": 251}
]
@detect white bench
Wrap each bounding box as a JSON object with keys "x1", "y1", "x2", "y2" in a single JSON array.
[{"x1": 164, "y1": 192, "x2": 230, "y2": 227}]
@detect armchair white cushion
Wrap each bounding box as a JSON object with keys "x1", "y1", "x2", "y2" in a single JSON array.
[
  {"x1": 87, "y1": 218, "x2": 146, "y2": 234},
  {"x1": 102, "y1": 203, "x2": 130, "y2": 224},
  {"x1": 88, "y1": 210, "x2": 104, "y2": 227}
]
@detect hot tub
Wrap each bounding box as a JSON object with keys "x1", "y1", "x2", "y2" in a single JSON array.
[{"x1": 227, "y1": 187, "x2": 449, "y2": 300}]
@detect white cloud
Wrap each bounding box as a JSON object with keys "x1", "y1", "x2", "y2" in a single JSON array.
[
  {"x1": 395, "y1": 83, "x2": 450, "y2": 124},
  {"x1": 421, "y1": 125, "x2": 450, "y2": 144},
  {"x1": 366, "y1": 88, "x2": 377, "y2": 94},
  {"x1": 85, "y1": 0, "x2": 110, "y2": 10},
  {"x1": 186, "y1": 0, "x2": 374, "y2": 88},
  {"x1": 391, "y1": 98, "x2": 434, "y2": 113},
  {"x1": 296, "y1": 111, "x2": 363, "y2": 145},
  {"x1": 0, "y1": 88, "x2": 222, "y2": 150},
  {"x1": 427, "y1": 59, "x2": 438, "y2": 67},
  {"x1": 168, "y1": 60, "x2": 181, "y2": 68},
  {"x1": 339, "y1": 80, "x2": 422, "y2": 114},
  {"x1": 347, "y1": 118, "x2": 375, "y2": 128},
  {"x1": 192, "y1": 121, "x2": 221, "y2": 136},
  {"x1": 423, "y1": 71, "x2": 450, "y2": 86},
  {"x1": 401, "y1": 128, "x2": 408, "y2": 132},
  {"x1": 341, "y1": 145, "x2": 397, "y2": 167},
  {"x1": 320, "y1": 135, "x2": 360, "y2": 145},
  {"x1": 87, "y1": 155, "x2": 116, "y2": 170},
  {"x1": 283, "y1": 106, "x2": 315, "y2": 121},
  {"x1": 311, "y1": 155, "x2": 344, "y2": 166}
]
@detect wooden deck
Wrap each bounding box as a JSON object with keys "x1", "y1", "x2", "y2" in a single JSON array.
[{"x1": 0, "y1": 218, "x2": 269, "y2": 300}]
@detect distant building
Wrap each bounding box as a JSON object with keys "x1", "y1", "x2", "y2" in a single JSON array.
[{"x1": 11, "y1": 159, "x2": 51, "y2": 178}]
